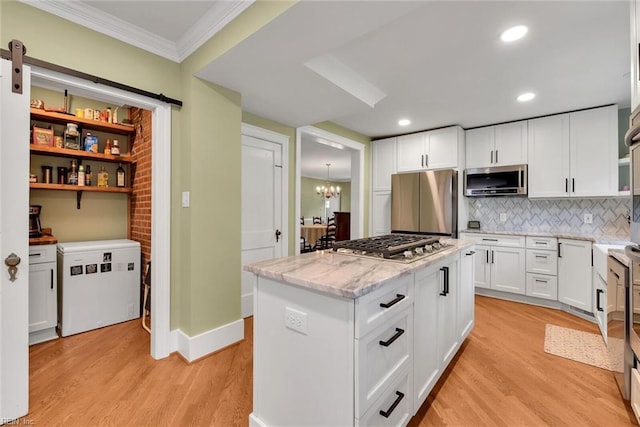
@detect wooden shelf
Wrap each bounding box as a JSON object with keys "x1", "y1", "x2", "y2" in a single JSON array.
[
  {"x1": 30, "y1": 108, "x2": 135, "y2": 135},
  {"x1": 30, "y1": 145, "x2": 133, "y2": 164},
  {"x1": 30, "y1": 183, "x2": 131, "y2": 194}
]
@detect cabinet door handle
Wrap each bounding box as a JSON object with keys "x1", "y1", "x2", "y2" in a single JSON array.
[
  {"x1": 380, "y1": 294, "x2": 405, "y2": 309},
  {"x1": 610, "y1": 269, "x2": 620, "y2": 280},
  {"x1": 495, "y1": 150, "x2": 499, "y2": 163},
  {"x1": 379, "y1": 391, "x2": 405, "y2": 418},
  {"x1": 50, "y1": 268, "x2": 54, "y2": 290},
  {"x1": 491, "y1": 250, "x2": 495, "y2": 264},
  {"x1": 421, "y1": 154, "x2": 424, "y2": 167},
  {"x1": 490, "y1": 150, "x2": 494, "y2": 164},
  {"x1": 465, "y1": 251, "x2": 476, "y2": 256},
  {"x1": 565, "y1": 178, "x2": 568, "y2": 193},
  {"x1": 572, "y1": 178, "x2": 575, "y2": 193},
  {"x1": 558, "y1": 242, "x2": 562, "y2": 258},
  {"x1": 596, "y1": 289, "x2": 604, "y2": 311},
  {"x1": 486, "y1": 250, "x2": 489, "y2": 264},
  {"x1": 379, "y1": 327, "x2": 405, "y2": 347},
  {"x1": 425, "y1": 154, "x2": 429, "y2": 168},
  {"x1": 440, "y1": 266, "x2": 449, "y2": 296}
]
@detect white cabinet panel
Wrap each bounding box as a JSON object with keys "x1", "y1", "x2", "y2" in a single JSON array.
[
  {"x1": 465, "y1": 127, "x2": 494, "y2": 168},
  {"x1": 526, "y1": 273, "x2": 558, "y2": 300},
  {"x1": 472, "y1": 245, "x2": 491, "y2": 289},
  {"x1": 372, "y1": 137, "x2": 397, "y2": 192},
  {"x1": 371, "y1": 191, "x2": 392, "y2": 236},
  {"x1": 396, "y1": 133, "x2": 425, "y2": 172},
  {"x1": 527, "y1": 114, "x2": 571, "y2": 198},
  {"x1": 466, "y1": 121, "x2": 527, "y2": 168},
  {"x1": 491, "y1": 247, "x2": 526, "y2": 295},
  {"x1": 558, "y1": 238, "x2": 593, "y2": 312},
  {"x1": 458, "y1": 249, "x2": 475, "y2": 340},
  {"x1": 396, "y1": 127, "x2": 460, "y2": 172},
  {"x1": 426, "y1": 127, "x2": 459, "y2": 170}
]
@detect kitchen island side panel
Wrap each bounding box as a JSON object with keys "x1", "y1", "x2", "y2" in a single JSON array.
[{"x1": 252, "y1": 277, "x2": 355, "y2": 427}]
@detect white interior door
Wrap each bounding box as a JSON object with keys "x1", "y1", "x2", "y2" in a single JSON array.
[
  {"x1": 241, "y1": 127, "x2": 287, "y2": 318},
  {"x1": 0, "y1": 58, "x2": 30, "y2": 421}
]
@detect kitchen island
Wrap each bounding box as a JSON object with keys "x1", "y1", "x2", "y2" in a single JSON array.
[{"x1": 244, "y1": 238, "x2": 475, "y2": 427}]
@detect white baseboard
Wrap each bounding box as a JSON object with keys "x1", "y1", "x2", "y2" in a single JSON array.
[
  {"x1": 170, "y1": 319, "x2": 244, "y2": 362},
  {"x1": 249, "y1": 413, "x2": 268, "y2": 427},
  {"x1": 241, "y1": 292, "x2": 253, "y2": 318}
]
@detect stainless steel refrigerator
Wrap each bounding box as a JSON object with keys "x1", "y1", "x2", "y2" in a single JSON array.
[{"x1": 391, "y1": 169, "x2": 457, "y2": 237}]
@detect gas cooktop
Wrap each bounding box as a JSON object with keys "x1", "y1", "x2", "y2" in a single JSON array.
[{"x1": 332, "y1": 234, "x2": 452, "y2": 263}]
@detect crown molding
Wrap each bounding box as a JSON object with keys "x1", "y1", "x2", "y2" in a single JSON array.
[
  {"x1": 177, "y1": 0, "x2": 255, "y2": 62},
  {"x1": 18, "y1": 0, "x2": 254, "y2": 63}
]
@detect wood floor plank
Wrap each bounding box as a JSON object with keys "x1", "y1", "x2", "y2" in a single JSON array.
[{"x1": 21, "y1": 296, "x2": 635, "y2": 426}]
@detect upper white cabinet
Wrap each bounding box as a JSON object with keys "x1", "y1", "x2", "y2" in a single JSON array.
[
  {"x1": 465, "y1": 121, "x2": 528, "y2": 169},
  {"x1": 396, "y1": 126, "x2": 462, "y2": 172},
  {"x1": 528, "y1": 105, "x2": 618, "y2": 198},
  {"x1": 371, "y1": 137, "x2": 397, "y2": 192}
]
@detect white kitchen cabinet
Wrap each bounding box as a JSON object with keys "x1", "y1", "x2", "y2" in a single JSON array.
[
  {"x1": 414, "y1": 255, "x2": 460, "y2": 411},
  {"x1": 459, "y1": 233, "x2": 526, "y2": 295},
  {"x1": 458, "y1": 248, "x2": 475, "y2": 340},
  {"x1": 396, "y1": 126, "x2": 461, "y2": 172},
  {"x1": 28, "y1": 244, "x2": 58, "y2": 345},
  {"x1": 465, "y1": 121, "x2": 527, "y2": 168},
  {"x1": 371, "y1": 191, "x2": 392, "y2": 236},
  {"x1": 528, "y1": 105, "x2": 618, "y2": 198},
  {"x1": 372, "y1": 137, "x2": 397, "y2": 192},
  {"x1": 525, "y1": 236, "x2": 558, "y2": 300},
  {"x1": 558, "y1": 238, "x2": 593, "y2": 312}
]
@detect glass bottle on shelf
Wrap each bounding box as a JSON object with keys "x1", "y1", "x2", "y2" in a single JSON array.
[
  {"x1": 77, "y1": 164, "x2": 85, "y2": 187},
  {"x1": 97, "y1": 166, "x2": 109, "y2": 187},
  {"x1": 116, "y1": 163, "x2": 126, "y2": 188},
  {"x1": 67, "y1": 159, "x2": 78, "y2": 185},
  {"x1": 104, "y1": 139, "x2": 111, "y2": 155},
  {"x1": 85, "y1": 164, "x2": 92, "y2": 186},
  {"x1": 111, "y1": 139, "x2": 120, "y2": 156}
]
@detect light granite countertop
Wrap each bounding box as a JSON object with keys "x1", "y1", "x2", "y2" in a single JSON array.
[
  {"x1": 244, "y1": 239, "x2": 475, "y2": 299},
  {"x1": 460, "y1": 229, "x2": 630, "y2": 245}
]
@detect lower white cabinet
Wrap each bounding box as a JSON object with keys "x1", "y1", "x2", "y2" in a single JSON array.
[
  {"x1": 250, "y1": 247, "x2": 474, "y2": 427},
  {"x1": 28, "y1": 244, "x2": 58, "y2": 345},
  {"x1": 414, "y1": 254, "x2": 460, "y2": 411},
  {"x1": 557, "y1": 238, "x2": 593, "y2": 312},
  {"x1": 525, "y1": 236, "x2": 558, "y2": 300},
  {"x1": 460, "y1": 233, "x2": 526, "y2": 295}
]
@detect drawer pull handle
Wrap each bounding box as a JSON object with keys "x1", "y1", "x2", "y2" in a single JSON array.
[
  {"x1": 29, "y1": 253, "x2": 41, "y2": 257},
  {"x1": 380, "y1": 294, "x2": 405, "y2": 309},
  {"x1": 534, "y1": 279, "x2": 548, "y2": 283},
  {"x1": 379, "y1": 328, "x2": 405, "y2": 347},
  {"x1": 482, "y1": 238, "x2": 498, "y2": 242},
  {"x1": 465, "y1": 251, "x2": 475, "y2": 256},
  {"x1": 379, "y1": 391, "x2": 405, "y2": 418},
  {"x1": 535, "y1": 255, "x2": 547, "y2": 259},
  {"x1": 535, "y1": 241, "x2": 546, "y2": 245}
]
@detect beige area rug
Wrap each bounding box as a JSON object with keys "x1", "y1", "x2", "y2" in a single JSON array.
[{"x1": 544, "y1": 324, "x2": 623, "y2": 373}]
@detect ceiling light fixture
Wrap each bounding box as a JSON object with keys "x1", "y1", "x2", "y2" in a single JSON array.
[
  {"x1": 517, "y1": 92, "x2": 536, "y2": 102},
  {"x1": 398, "y1": 119, "x2": 411, "y2": 126},
  {"x1": 316, "y1": 163, "x2": 341, "y2": 199},
  {"x1": 501, "y1": 25, "x2": 528, "y2": 42}
]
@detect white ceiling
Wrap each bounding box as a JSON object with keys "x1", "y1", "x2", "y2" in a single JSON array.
[{"x1": 23, "y1": 1, "x2": 632, "y2": 181}]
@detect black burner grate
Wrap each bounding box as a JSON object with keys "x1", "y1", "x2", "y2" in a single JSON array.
[{"x1": 332, "y1": 234, "x2": 441, "y2": 259}]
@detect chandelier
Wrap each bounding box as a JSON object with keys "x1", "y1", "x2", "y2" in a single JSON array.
[{"x1": 316, "y1": 163, "x2": 341, "y2": 199}]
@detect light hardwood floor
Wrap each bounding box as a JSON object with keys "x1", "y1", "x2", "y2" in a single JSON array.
[{"x1": 22, "y1": 296, "x2": 636, "y2": 426}]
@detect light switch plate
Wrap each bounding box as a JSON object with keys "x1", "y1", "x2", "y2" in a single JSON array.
[
  {"x1": 499, "y1": 213, "x2": 507, "y2": 222},
  {"x1": 181, "y1": 191, "x2": 190, "y2": 208}
]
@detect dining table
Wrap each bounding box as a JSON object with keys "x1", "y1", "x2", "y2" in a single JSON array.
[{"x1": 300, "y1": 224, "x2": 327, "y2": 247}]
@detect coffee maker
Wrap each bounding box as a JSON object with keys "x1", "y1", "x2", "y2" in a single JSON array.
[{"x1": 29, "y1": 205, "x2": 42, "y2": 238}]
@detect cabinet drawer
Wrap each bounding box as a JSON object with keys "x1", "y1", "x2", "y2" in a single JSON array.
[
  {"x1": 355, "y1": 274, "x2": 413, "y2": 339},
  {"x1": 526, "y1": 236, "x2": 558, "y2": 250},
  {"x1": 356, "y1": 308, "x2": 412, "y2": 417},
  {"x1": 460, "y1": 233, "x2": 525, "y2": 248},
  {"x1": 526, "y1": 273, "x2": 558, "y2": 300},
  {"x1": 526, "y1": 249, "x2": 558, "y2": 275},
  {"x1": 28, "y1": 244, "x2": 56, "y2": 264},
  {"x1": 356, "y1": 367, "x2": 412, "y2": 427}
]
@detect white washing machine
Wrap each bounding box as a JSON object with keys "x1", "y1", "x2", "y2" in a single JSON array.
[{"x1": 57, "y1": 239, "x2": 140, "y2": 337}]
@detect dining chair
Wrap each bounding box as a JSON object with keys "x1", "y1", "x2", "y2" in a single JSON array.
[
  {"x1": 300, "y1": 237, "x2": 313, "y2": 253},
  {"x1": 313, "y1": 216, "x2": 322, "y2": 224}
]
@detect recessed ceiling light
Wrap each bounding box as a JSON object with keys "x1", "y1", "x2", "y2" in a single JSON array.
[
  {"x1": 398, "y1": 119, "x2": 411, "y2": 126},
  {"x1": 501, "y1": 25, "x2": 528, "y2": 42},
  {"x1": 517, "y1": 92, "x2": 536, "y2": 102}
]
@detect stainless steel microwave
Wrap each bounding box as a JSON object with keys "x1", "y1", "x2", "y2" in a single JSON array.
[{"x1": 463, "y1": 164, "x2": 527, "y2": 197}]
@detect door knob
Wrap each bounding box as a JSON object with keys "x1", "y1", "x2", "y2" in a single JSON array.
[
  {"x1": 4, "y1": 252, "x2": 21, "y2": 282},
  {"x1": 275, "y1": 229, "x2": 281, "y2": 242}
]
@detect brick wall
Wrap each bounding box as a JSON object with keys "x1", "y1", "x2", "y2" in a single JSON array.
[{"x1": 130, "y1": 108, "x2": 152, "y2": 270}]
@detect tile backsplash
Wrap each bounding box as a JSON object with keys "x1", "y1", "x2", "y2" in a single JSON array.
[{"x1": 467, "y1": 197, "x2": 630, "y2": 240}]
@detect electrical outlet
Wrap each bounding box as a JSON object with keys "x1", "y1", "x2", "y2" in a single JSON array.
[
  {"x1": 499, "y1": 213, "x2": 507, "y2": 222},
  {"x1": 285, "y1": 307, "x2": 308, "y2": 335},
  {"x1": 584, "y1": 213, "x2": 593, "y2": 224}
]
